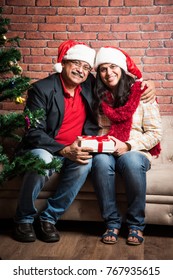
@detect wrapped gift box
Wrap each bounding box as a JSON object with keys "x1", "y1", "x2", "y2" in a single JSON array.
[{"x1": 78, "y1": 135, "x2": 115, "y2": 153}]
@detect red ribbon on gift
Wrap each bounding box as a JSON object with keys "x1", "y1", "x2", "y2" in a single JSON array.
[{"x1": 81, "y1": 135, "x2": 110, "y2": 153}]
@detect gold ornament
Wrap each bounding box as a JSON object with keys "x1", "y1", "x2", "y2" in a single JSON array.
[
  {"x1": 0, "y1": 35, "x2": 7, "y2": 45},
  {"x1": 15, "y1": 96, "x2": 25, "y2": 104}
]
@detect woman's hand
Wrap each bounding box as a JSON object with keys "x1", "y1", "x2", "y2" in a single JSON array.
[{"x1": 108, "y1": 136, "x2": 130, "y2": 156}]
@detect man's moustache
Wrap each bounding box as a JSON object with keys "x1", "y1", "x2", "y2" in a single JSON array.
[{"x1": 72, "y1": 71, "x2": 84, "y2": 78}]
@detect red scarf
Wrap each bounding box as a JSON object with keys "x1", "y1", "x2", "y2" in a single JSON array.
[{"x1": 101, "y1": 81, "x2": 161, "y2": 157}]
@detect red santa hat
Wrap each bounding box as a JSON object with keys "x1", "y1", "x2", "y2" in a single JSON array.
[
  {"x1": 94, "y1": 46, "x2": 142, "y2": 80},
  {"x1": 53, "y1": 40, "x2": 96, "y2": 73}
]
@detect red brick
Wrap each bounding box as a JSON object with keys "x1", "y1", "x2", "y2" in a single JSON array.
[
  {"x1": 159, "y1": 104, "x2": 173, "y2": 113},
  {"x1": 100, "y1": 7, "x2": 130, "y2": 15},
  {"x1": 20, "y1": 40, "x2": 47, "y2": 48},
  {"x1": 6, "y1": 15, "x2": 32, "y2": 22},
  {"x1": 125, "y1": 0, "x2": 153, "y2": 6},
  {"x1": 119, "y1": 15, "x2": 149, "y2": 23},
  {"x1": 0, "y1": 0, "x2": 5, "y2": 6},
  {"x1": 150, "y1": 15, "x2": 173, "y2": 23},
  {"x1": 157, "y1": 24, "x2": 173, "y2": 31},
  {"x1": 39, "y1": 24, "x2": 66, "y2": 32},
  {"x1": 86, "y1": 8, "x2": 99, "y2": 15},
  {"x1": 98, "y1": 33, "x2": 126, "y2": 40},
  {"x1": 46, "y1": 16, "x2": 75, "y2": 24},
  {"x1": 54, "y1": 33, "x2": 68, "y2": 40},
  {"x1": 157, "y1": 96, "x2": 171, "y2": 104},
  {"x1": 165, "y1": 41, "x2": 173, "y2": 47},
  {"x1": 110, "y1": 0, "x2": 123, "y2": 6},
  {"x1": 1, "y1": 6, "x2": 13, "y2": 14},
  {"x1": 6, "y1": 0, "x2": 35, "y2": 5},
  {"x1": 29, "y1": 65, "x2": 42, "y2": 71},
  {"x1": 24, "y1": 71, "x2": 49, "y2": 80},
  {"x1": 51, "y1": 0, "x2": 79, "y2": 6},
  {"x1": 20, "y1": 48, "x2": 31, "y2": 56},
  {"x1": 120, "y1": 41, "x2": 149, "y2": 48},
  {"x1": 36, "y1": 0, "x2": 51, "y2": 6},
  {"x1": 150, "y1": 41, "x2": 164, "y2": 48},
  {"x1": 162, "y1": 81, "x2": 173, "y2": 88},
  {"x1": 83, "y1": 24, "x2": 110, "y2": 32},
  {"x1": 58, "y1": 8, "x2": 85, "y2": 15},
  {"x1": 141, "y1": 24, "x2": 155, "y2": 31},
  {"x1": 75, "y1": 16, "x2": 105, "y2": 24},
  {"x1": 6, "y1": 31, "x2": 25, "y2": 39},
  {"x1": 13, "y1": 7, "x2": 27, "y2": 14},
  {"x1": 143, "y1": 57, "x2": 168, "y2": 64},
  {"x1": 25, "y1": 32, "x2": 53, "y2": 40},
  {"x1": 80, "y1": 0, "x2": 108, "y2": 6},
  {"x1": 68, "y1": 33, "x2": 97, "y2": 40},
  {"x1": 142, "y1": 32, "x2": 171, "y2": 40},
  {"x1": 155, "y1": 0, "x2": 173, "y2": 4},
  {"x1": 24, "y1": 56, "x2": 52, "y2": 64},
  {"x1": 147, "y1": 48, "x2": 173, "y2": 56},
  {"x1": 162, "y1": 6, "x2": 173, "y2": 14},
  {"x1": 27, "y1": 7, "x2": 56, "y2": 15},
  {"x1": 142, "y1": 73, "x2": 165, "y2": 81},
  {"x1": 131, "y1": 7, "x2": 161, "y2": 15},
  {"x1": 31, "y1": 49, "x2": 44, "y2": 55},
  {"x1": 112, "y1": 24, "x2": 140, "y2": 32},
  {"x1": 156, "y1": 89, "x2": 173, "y2": 96},
  {"x1": 32, "y1": 16, "x2": 46, "y2": 23},
  {"x1": 167, "y1": 74, "x2": 173, "y2": 80},
  {"x1": 10, "y1": 23, "x2": 38, "y2": 31},
  {"x1": 105, "y1": 16, "x2": 119, "y2": 23},
  {"x1": 144, "y1": 65, "x2": 173, "y2": 73},
  {"x1": 44, "y1": 47, "x2": 58, "y2": 56},
  {"x1": 67, "y1": 24, "x2": 81, "y2": 32},
  {"x1": 1, "y1": 102, "x2": 25, "y2": 111},
  {"x1": 127, "y1": 33, "x2": 142, "y2": 40}
]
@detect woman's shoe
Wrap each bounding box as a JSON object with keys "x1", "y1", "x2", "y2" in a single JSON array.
[
  {"x1": 127, "y1": 228, "x2": 144, "y2": 245},
  {"x1": 101, "y1": 228, "x2": 119, "y2": 244}
]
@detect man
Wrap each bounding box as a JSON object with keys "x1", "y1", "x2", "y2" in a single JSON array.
[{"x1": 13, "y1": 40, "x2": 156, "y2": 243}]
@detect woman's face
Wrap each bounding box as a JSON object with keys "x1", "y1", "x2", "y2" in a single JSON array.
[{"x1": 99, "y1": 63, "x2": 122, "y2": 90}]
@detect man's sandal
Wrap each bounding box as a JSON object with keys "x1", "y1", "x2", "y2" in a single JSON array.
[
  {"x1": 101, "y1": 229, "x2": 119, "y2": 244},
  {"x1": 126, "y1": 228, "x2": 144, "y2": 246}
]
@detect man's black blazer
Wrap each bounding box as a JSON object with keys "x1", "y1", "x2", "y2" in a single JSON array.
[{"x1": 19, "y1": 73, "x2": 99, "y2": 155}]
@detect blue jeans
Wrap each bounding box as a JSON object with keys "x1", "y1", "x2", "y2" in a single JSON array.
[
  {"x1": 15, "y1": 149, "x2": 92, "y2": 224},
  {"x1": 91, "y1": 151, "x2": 150, "y2": 232}
]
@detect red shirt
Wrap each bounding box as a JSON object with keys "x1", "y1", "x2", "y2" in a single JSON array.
[{"x1": 54, "y1": 75, "x2": 86, "y2": 146}]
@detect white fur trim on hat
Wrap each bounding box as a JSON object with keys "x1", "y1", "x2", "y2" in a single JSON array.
[
  {"x1": 63, "y1": 44, "x2": 96, "y2": 68},
  {"x1": 95, "y1": 47, "x2": 127, "y2": 72},
  {"x1": 53, "y1": 63, "x2": 63, "y2": 73}
]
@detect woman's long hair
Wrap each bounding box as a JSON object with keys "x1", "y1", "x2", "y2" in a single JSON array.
[{"x1": 93, "y1": 67, "x2": 135, "y2": 116}]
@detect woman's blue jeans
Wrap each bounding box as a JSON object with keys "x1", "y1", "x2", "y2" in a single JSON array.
[
  {"x1": 15, "y1": 149, "x2": 92, "y2": 224},
  {"x1": 91, "y1": 151, "x2": 150, "y2": 232}
]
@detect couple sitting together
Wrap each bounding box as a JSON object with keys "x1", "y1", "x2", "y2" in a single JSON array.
[{"x1": 13, "y1": 40, "x2": 162, "y2": 246}]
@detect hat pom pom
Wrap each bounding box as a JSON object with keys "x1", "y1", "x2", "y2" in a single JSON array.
[{"x1": 53, "y1": 63, "x2": 62, "y2": 73}]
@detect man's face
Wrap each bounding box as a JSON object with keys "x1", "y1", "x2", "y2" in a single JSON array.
[{"x1": 61, "y1": 60, "x2": 91, "y2": 87}]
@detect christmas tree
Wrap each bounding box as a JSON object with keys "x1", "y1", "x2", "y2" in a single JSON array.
[{"x1": 0, "y1": 8, "x2": 62, "y2": 184}]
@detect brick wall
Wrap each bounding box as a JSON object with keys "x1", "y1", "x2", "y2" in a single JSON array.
[{"x1": 1, "y1": 0, "x2": 173, "y2": 115}]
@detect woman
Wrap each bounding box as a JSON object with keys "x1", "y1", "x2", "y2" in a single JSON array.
[{"x1": 91, "y1": 47, "x2": 162, "y2": 245}]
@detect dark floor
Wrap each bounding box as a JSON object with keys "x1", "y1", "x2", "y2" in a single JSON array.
[{"x1": 0, "y1": 219, "x2": 173, "y2": 260}]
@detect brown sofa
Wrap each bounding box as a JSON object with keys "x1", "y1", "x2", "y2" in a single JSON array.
[{"x1": 0, "y1": 115, "x2": 173, "y2": 225}]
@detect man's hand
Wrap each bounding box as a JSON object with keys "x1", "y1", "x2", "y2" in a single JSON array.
[
  {"x1": 59, "y1": 140, "x2": 93, "y2": 164},
  {"x1": 140, "y1": 80, "x2": 156, "y2": 103}
]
